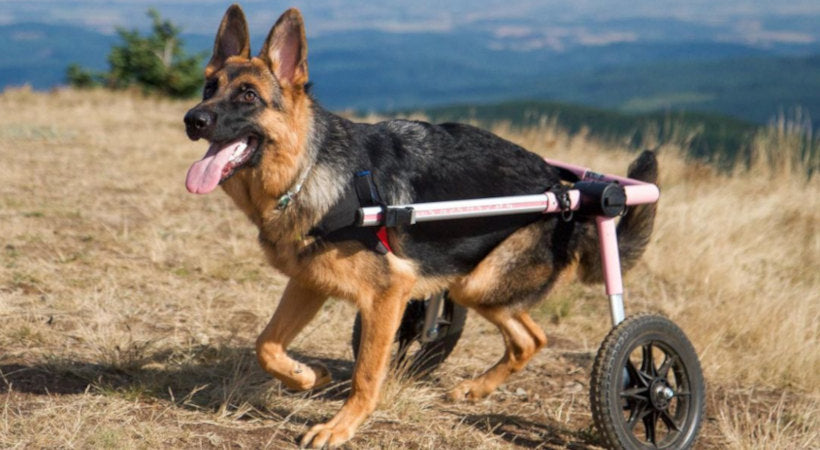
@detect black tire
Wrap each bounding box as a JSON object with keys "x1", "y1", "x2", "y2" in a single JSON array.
[
  {"x1": 590, "y1": 314, "x2": 705, "y2": 449},
  {"x1": 352, "y1": 291, "x2": 467, "y2": 377}
]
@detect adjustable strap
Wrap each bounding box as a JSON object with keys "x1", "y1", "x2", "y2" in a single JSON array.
[
  {"x1": 354, "y1": 171, "x2": 382, "y2": 205},
  {"x1": 353, "y1": 171, "x2": 391, "y2": 253}
]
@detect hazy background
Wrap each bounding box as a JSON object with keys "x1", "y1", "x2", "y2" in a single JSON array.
[{"x1": 1, "y1": 0, "x2": 819, "y2": 127}]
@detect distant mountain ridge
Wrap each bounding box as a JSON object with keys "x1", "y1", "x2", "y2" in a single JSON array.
[{"x1": 1, "y1": 22, "x2": 818, "y2": 131}]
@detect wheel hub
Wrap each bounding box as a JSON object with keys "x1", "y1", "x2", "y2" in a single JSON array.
[{"x1": 649, "y1": 378, "x2": 675, "y2": 410}]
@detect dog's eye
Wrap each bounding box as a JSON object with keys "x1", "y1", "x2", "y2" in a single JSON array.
[
  {"x1": 243, "y1": 90, "x2": 258, "y2": 102},
  {"x1": 238, "y1": 87, "x2": 259, "y2": 103}
]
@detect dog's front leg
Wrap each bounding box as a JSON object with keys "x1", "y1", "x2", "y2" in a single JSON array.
[
  {"x1": 300, "y1": 279, "x2": 410, "y2": 448},
  {"x1": 255, "y1": 280, "x2": 332, "y2": 391}
]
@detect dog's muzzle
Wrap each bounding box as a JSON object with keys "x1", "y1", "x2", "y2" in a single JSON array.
[{"x1": 184, "y1": 108, "x2": 216, "y2": 141}]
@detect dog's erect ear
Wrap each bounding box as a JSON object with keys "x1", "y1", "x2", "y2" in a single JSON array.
[
  {"x1": 206, "y1": 4, "x2": 251, "y2": 77},
  {"x1": 259, "y1": 8, "x2": 308, "y2": 88}
]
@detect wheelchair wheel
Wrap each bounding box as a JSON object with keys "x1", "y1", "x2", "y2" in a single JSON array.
[
  {"x1": 352, "y1": 291, "x2": 466, "y2": 377},
  {"x1": 590, "y1": 314, "x2": 705, "y2": 449}
]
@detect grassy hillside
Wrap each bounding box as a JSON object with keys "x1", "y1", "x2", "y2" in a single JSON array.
[{"x1": 0, "y1": 88, "x2": 817, "y2": 448}]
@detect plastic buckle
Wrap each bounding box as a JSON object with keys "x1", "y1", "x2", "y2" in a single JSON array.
[{"x1": 384, "y1": 207, "x2": 416, "y2": 227}]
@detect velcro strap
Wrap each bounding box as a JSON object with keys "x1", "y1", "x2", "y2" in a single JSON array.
[{"x1": 354, "y1": 171, "x2": 382, "y2": 206}]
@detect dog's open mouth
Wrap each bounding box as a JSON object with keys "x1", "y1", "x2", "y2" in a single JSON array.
[{"x1": 185, "y1": 137, "x2": 259, "y2": 194}]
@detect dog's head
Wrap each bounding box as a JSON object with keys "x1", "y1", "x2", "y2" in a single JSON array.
[{"x1": 184, "y1": 5, "x2": 311, "y2": 195}]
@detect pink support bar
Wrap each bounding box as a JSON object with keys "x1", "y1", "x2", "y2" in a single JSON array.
[
  {"x1": 623, "y1": 184, "x2": 660, "y2": 205},
  {"x1": 596, "y1": 216, "x2": 624, "y2": 296},
  {"x1": 545, "y1": 158, "x2": 660, "y2": 206},
  {"x1": 544, "y1": 158, "x2": 593, "y2": 181}
]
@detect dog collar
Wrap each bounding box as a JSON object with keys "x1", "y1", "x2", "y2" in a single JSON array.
[{"x1": 277, "y1": 162, "x2": 313, "y2": 210}]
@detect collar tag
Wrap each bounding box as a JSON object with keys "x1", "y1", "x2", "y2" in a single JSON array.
[{"x1": 277, "y1": 194, "x2": 292, "y2": 210}]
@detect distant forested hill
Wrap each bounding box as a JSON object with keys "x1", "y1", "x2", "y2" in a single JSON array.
[
  {"x1": 1, "y1": 23, "x2": 818, "y2": 133},
  {"x1": 525, "y1": 54, "x2": 820, "y2": 129},
  {"x1": 401, "y1": 100, "x2": 764, "y2": 166}
]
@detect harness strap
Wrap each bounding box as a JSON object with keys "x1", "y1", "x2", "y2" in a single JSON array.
[
  {"x1": 308, "y1": 170, "x2": 391, "y2": 254},
  {"x1": 354, "y1": 171, "x2": 382, "y2": 205}
]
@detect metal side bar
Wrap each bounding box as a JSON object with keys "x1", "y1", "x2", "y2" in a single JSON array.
[{"x1": 358, "y1": 191, "x2": 581, "y2": 227}]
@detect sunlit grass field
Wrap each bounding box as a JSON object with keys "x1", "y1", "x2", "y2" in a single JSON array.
[{"x1": 1, "y1": 87, "x2": 817, "y2": 448}]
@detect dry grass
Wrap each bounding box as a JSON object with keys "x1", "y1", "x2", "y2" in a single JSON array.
[{"x1": 1, "y1": 87, "x2": 817, "y2": 448}]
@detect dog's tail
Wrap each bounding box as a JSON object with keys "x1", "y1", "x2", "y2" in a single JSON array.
[{"x1": 576, "y1": 150, "x2": 659, "y2": 283}]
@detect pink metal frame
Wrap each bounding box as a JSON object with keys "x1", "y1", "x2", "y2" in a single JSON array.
[
  {"x1": 358, "y1": 158, "x2": 660, "y2": 326},
  {"x1": 547, "y1": 159, "x2": 659, "y2": 325}
]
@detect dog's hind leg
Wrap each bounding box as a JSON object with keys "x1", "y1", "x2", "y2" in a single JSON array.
[
  {"x1": 448, "y1": 307, "x2": 547, "y2": 401},
  {"x1": 446, "y1": 221, "x2": 566, "y2": 401},
  {"x1": 255, "y1": 280, "x2": 332, "y2": 391}
]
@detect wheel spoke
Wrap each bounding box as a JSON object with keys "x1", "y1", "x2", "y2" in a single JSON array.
[
  {"x1": 642, "y1": 343, "x2": 657, "y2": 376},
  {"x1": 626, "y1": 400, "x2": 652, "y2": 431},
  {"x1": 643, "y1": 409, "x2": 659, "y2": 446},
  {"x1": 620, "y1": 386, "x2": 649, "y2": 401},
  {"x1": 627, "y1": 358, "x2": 655, "y2": 390},
  {"x1": 660, "y1": 408, "x2": 681, "y2": 432},
  {"x1": 657, "y1": 354, "x2": 677, "y2": 379}
]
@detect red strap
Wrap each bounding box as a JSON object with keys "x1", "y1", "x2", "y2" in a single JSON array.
[{"x1": 376, "y1": 226, "x2": 392, "y2": 253}]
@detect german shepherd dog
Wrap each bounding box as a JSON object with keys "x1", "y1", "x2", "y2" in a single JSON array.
[{"x1": 184, "y1": 5, "x2": 658, "y2": 447}]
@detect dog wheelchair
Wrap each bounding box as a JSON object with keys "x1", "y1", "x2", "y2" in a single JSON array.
[{"x1": 350, "y1": 157, "x2": 705, "y2": 449}]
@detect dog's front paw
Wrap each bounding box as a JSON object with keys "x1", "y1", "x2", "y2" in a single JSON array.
[
  {"x1": 448, "y1": 379, "x2": 492, "y2": 402},
  {"x1": 282, "y1": 361, "x2": 332, "y2": 391},
  {"x1": 299, "y1": 422, "x2": 354, "y2": 449}
]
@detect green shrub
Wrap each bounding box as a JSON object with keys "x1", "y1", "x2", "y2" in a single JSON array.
[{"x1": 66, "y1": 9, "x2": 204, "y2": 98}]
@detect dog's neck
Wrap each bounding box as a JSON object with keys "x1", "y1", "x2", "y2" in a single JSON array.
[
  {"x1": 275, "y1": 156, "x2": 314, "y2": 210},
  {"x1": 220, "y1": 104, "x2": 352, "y2": 249}
]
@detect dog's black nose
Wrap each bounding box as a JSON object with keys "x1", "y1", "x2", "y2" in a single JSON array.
[{"x1": 184, "y1": 108, "x2": 215, "y2": 140}]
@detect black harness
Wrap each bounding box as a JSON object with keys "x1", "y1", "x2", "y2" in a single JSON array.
[{"x1": 308, "y1": 171, "x2": 392, "y2": 254}]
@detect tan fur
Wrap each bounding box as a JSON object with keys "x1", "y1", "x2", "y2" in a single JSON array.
[{"x1": 449, "y1": 221, "x2": 552, "y2": 307}]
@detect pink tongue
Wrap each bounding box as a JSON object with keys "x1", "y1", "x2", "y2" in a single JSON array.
[{"x1": 185, "y1": 140, "x2": 246, "y2": 194}]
